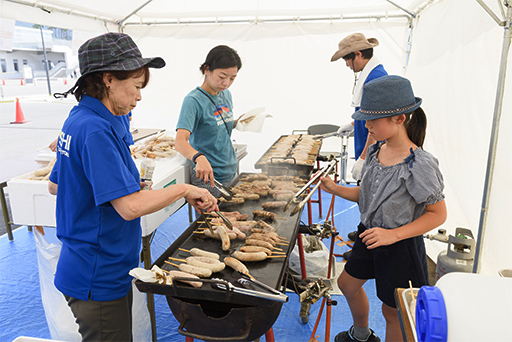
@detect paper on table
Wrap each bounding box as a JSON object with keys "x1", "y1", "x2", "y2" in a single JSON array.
[{"x1": 235, "y1": 107, "x2": 272, "y2": 133}]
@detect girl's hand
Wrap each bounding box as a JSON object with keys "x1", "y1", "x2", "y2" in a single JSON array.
[
  {"x1": 359, "y1": 227, "x2": 399, "y2": 249},
  {"x1": 195, "y1": 156, "x2": 215, "y2": 188},
  {"x1": 318, "y1": 175, "x2": 336, "y2": 194}
]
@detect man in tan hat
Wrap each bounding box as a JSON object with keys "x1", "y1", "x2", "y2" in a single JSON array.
[{"x1": 331, "y1": 32, "x2": 387, "y2": 181}]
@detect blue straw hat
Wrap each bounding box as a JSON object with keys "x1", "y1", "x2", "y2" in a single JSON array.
[{"x1": 352, "y1": 75, "x2": 422, "y2": 121}]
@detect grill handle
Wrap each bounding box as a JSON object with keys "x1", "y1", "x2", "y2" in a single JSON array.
[
  {"x1": 178, "y1": 314, "x2": 252, "y2": 341},
  {"x1": 270, "y1": 156, "x2": 297, "y2": 164}
]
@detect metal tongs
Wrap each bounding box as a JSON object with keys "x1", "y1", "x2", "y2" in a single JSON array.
[
  {"x1": 236, "y1": 271, "x2": 288, "y2": 301},
  {"x1": 284, "y1": 157, "x2": 338, "y2": 216},
  {"x1": 213, "y1": 178, "x2": 234, "y2": 201},
  {"x1": 200, "y1": 209, "x2": 233, "y2": 232},
  {"x1": 211, "y1": 278, "x2": 289, "y2": 303}
]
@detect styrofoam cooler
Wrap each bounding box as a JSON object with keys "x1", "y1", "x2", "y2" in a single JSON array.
[
  {"x1": 7, "y1": 173, "x2": 57, "y2": 227},
  {"x1": 415, "y1": 272, "x2": 512, "y2": 342},
  {"x1": 137, "y1": 156, "x2": 188, "y2": 236}
]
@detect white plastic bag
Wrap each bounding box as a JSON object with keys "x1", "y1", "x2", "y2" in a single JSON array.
[
  {"x1": 288, "y1": 235, "x2": 334, "y2": 279},
  {"x1": 34, "y1": 228, "x2": 151, "y2": 342}
]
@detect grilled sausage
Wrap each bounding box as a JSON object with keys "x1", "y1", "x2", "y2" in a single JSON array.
[
  {"x1": 250, "y1": 229, "x2": 280, "y2": 239},
  {"x1": 257, "y1": 221, "x2": 277, "y2": 232},
  {"x1": 249, "y1": 233, "x2": 278, "y2": 244},
  {"x1": 186, "y1": 256, "x2": 226, "y2": 273},
  {"x1": 233, "y1": 251, "x2": 267, "y2": 262},
  {"x1": 216, "y1": 225, "x2": 231, "y2": 251},
  {"x1": 204, "y1": 229, "x2": 237, "y2": 240},
  {"x1": 245, "y1": 239, "x2": 274, "y2": 250},
  {"x1": 253, "y1": 210, "x2": 276, "y2": 219},
  {"x1": 234, "y1": 193, "x2": 260, "y2": 200},
  {"x1": 189, "y1": 248, "x2": 220, "y2": 260},
  {"x1": 178, "y1": 263, "x2": 212, "y2": 278},
  {"x1": 219, "y1": 197, "x2": 245, "y2": 204},
  {"x1": 166, "y1": 270, "x2": 202, "y2": 288},
  {"x1": 261, "y1": 201, "x2": 287, "y2": 209},
  {"x1": 224, "y1": 256, "x2": 249, "y2": 275},
  {"x1": 240, "y1": 245, "x2": 273, "y2": 256}
]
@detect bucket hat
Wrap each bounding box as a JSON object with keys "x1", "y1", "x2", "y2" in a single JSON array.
[
  {"x1": 78, "y1": 32, "x2": 165, "y2": 76},
  {"x1": 352, "y1": 75, "x2": 422, "y2": 121},
  {"x1": 331, "y1": 33, "x2": 379, "y2": 62}
]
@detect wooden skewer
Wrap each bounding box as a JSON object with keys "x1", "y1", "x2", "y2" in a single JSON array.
[
  {"x1": 164, "y1": 260, "x2": 180, "y2": 268},
  {"x1": 193, "y1": 231, "x2": 205, "y2": 234},
  {"x1": 275, "y1": 216, "x2": 286, "y2": 220},
  {"x1": 272, "y1": 247, "x2": 283, "y2": 251},
  {"x1": 178, "y1": 248, "x2": 190, "y2": 253},
  {"x1": 272, "y1": 252, "x2": 286, "y2": 255},
  {"x1": 276, "y1": 242, "x2": 289, "y2": 246},
  {"x1": 409, "y1": 280, "x2": 416, "y2": 300},
  {"x1": 168, "y1": 256, "x2": 187, "y2": 263},
  {"x1": 266, "y1": 255, "x2": 286, "y2": 258}
]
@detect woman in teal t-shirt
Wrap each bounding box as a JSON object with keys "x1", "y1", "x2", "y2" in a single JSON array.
[{"x1": 176, "y1": 45, "x2": 244, "y2": 197}]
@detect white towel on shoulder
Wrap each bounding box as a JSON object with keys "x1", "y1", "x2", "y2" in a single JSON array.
[{"x1": 351, "y1": 56, "x2": 382, "y2": 108}]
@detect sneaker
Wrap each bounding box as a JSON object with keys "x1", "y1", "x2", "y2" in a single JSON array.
[
  {"x1": 343, "y1": 250, "x2": 352, "y2": 261},
  {"x1": 347, "y1": 230, "x2": 358, "y2": 241},
  {"x1": 334, "y1": 326, "x2": 381, "y2": 342}
]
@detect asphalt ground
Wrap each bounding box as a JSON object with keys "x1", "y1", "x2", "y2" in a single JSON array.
[{"x1": 0, "y1": 84, "x2": 76, "y2": 237}]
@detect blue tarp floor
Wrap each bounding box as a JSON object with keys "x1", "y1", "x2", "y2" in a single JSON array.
[{"x1": 0, "y1": 190, "x2": 387, "y2": 342}]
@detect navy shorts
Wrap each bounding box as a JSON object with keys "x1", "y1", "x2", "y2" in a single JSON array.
[{"x1": 344, "y1": 223, "x2": 429, "y2": 308}]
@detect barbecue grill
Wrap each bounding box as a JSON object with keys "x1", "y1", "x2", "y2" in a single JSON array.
[
  {"x1": 135, "y1": 173, "x2": 306, "y2": 341},
  {"x1": 254, "y1": 134, "x2": 322, "y2": 177}
]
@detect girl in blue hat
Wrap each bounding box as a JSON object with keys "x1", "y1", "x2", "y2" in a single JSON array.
[{"x1": 318, "y1": 75, "x2": 447, "y2": 342}]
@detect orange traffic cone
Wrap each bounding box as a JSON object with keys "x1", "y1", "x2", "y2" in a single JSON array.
[
  {"x1": 11, "y1": 98, "x2": 28, "y2": 124},
  {"x1": 20, "y1": 78, "x2": 24, "y2": 86}
]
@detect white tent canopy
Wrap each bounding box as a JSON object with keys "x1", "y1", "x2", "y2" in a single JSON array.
[{"x1": 1, "y1": 0, "x2": 510, "y2": 276}]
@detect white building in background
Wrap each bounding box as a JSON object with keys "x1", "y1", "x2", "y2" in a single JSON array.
[{"x1": 0, "y1": 19, "x2": 77, "y2": 84}]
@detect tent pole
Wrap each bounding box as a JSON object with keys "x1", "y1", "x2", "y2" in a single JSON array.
[
  {"x1": 473, "y1": 3, "x2": 512, "y2": 273},
  {"x1": 403, "y1": 18, "x2": 415, "y2": 73},
  {"x1": 118, "y1": 0, "x2": 154, "y2": 31},
  {"x1": 39, "y1": 26, "x2": 52, "y2": 96},
  {"x1": 476, "y1": 0, "x2": 506, "y2": 26}
]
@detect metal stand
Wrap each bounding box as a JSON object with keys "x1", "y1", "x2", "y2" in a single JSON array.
[
  {"x1": 339, "y1": 132, "x2": 351, "y2": 186},
  {"x1": 301, "y1": 195, "x2": 339, "y2": 342},
  {"x1": 0, "y1": 181, "x2": 14, "y2": 241},
  {"x1": 142, "y1": 233, "x2": 158, "y2": 342}
]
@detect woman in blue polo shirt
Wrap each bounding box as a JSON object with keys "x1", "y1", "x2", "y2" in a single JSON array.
[
  {"x1": 49, "y1": 33, "x2": 218, "y2": 342},
  {"x1": 175, "y1": 45, "x2": 243, "y2": 197}
]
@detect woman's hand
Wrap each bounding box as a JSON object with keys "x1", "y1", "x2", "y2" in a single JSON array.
[
  {"x1": 359, "y1": 227, "x2": 399, "y2": 249},
  {"x1": 195, "y1": 155, "x2": 215, "y2": 188},
  {"x1": 185, "y1": 185, "x2": 219, "y2": 213},
  {"x1": 49, "y1": 138, "x2": 58, "y2": 152}
]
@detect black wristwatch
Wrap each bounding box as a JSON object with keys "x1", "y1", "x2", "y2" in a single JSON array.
[{"x1": 192, "y1": 152, "x2": 204, "y2": 163}]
